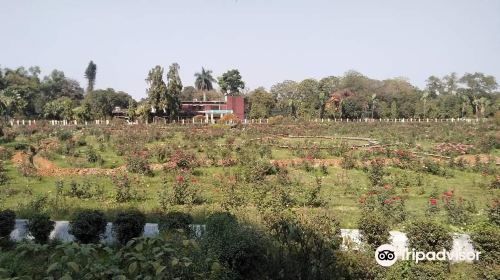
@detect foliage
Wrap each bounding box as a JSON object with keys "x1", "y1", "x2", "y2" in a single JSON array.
[
  {"x1": 113, "y1": 210, "x2": 146, "y2": 245},
  {"x1": 26, "y1": 213, "x2": 55, "y2": 244},
  {"x1": 406, "y1": 219, "x2": 452, "y2": 252},
  {"x1": 84, "y1": 60, "x2": 97, "y2": 93},
  {"x1": 0, "y1": 209, "x2": 15, "y2": 244},
  {"x1": 125, "y1": 154, "x2": 152, "y2": 176},
  {"x1": 358, "y1": 211, "x2": 391, "y2": 249},
  {"x1": 218, "y1": 69, "x2": 245, "y2": 96},
  {"x1": 158, "y1": 211, "x2": 193, "y2": 235},
  {"x1": 471, "y1": 226, "x2": 499, "y2": 264},
  {"x1": 68, "y1": 210, "x2": 107, "y2": 244},
  {"x1": 202, "y1": 212, "x2": 268, "y2": 279}
]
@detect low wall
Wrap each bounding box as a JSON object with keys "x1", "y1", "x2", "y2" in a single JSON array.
[{"x1": 10, "y1": 220, "x2": 477, "y2": 263}]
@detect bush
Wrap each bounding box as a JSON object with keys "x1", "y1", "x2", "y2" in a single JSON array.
[
  {"x1": 358, "y1": 211, "x2": 391, "y2": 249},
  {"x1": 488, "y1": 199, "x2": 499, "y2": 226},
  {"x1": 202, "y1": 212, "x2": 267, "y2": 279},
  {"x1": 56, "y1": 130, "x2": 73, "y2": 141},
  {"x1": 26, "y1": 213, "x2": 55, "y2": 244},
  {"x1": 112, "y1": 210, "x2": 146, "y2": 245},
  {"x1": 125, "y1": 154, "x2": 152, "y2": 176},
  {"x1": 443, "y1": 196, "x2": 476, "y2": 226},
  {"x1": 68, "y1": 210, "x2": 107, "y2": 244},
  {"x1": 158, "y1": 211, "x2": 193, "y2": 235},
  {"x1": 406, "y1": 220, "x2": 452, "y2": 252},
  {"x1": 0, "y1": 209, "x2": 16, "y2": 243},
  {"x1": 471, "y1": 226, "x2": 499, "y2": 264},
  {"x1": 407, "y1": 262, "x2": 447, "y2": 280},
  {"x1": 421, "y1": 159, "x2": 447, "y2": 176},
  {"x1": 0, "y1": 161, "x2": 8, "y2": 186},
  {"x1": 366, "y1": 158, "x2": 386, "y2": 186}
]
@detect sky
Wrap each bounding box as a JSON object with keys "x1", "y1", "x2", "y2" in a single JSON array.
[{"x1": 1, "y1": 0, "x2": 499, "y2": 99}]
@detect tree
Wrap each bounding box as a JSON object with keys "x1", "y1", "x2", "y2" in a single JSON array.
[
  {"x1": 146, "y1": 66, "x2": 168, "y2": 117},
  {"x1": 166, "y1": 63, "x2": 182, "y2": 120},
  {"x1": 218, "y1": 69, "x2": 245, "y2": 96},
  {"x1": 249, "y1": 87, "x2": 274, "y2": 118},
  {"x1": 443, "y1": 72, "x2": 459, "y2": 95},
  {"x1": 297, "y1": 79, "x2": 321, "y2": 118},
  {"x1": 390, "y1": 101, "x2": 398, "y2": 119},
  {"x1": 83, "y1": 88, "x2": 133, "y2": 120},
  {"x1": 194, "y1": 67, "x2": 216, "y2": 101},
  {"x1": 43, "y1": 97, "x2": 74, "y2": 120},
  {"x1": 270, "y1": 80, "x2": 298, "y2": 116},
  {"x1": 180, "y1": 86, "x2": 197, "y2": 101},
  {"x1": 319, "y1": 76, "x2": 339, "y2": 118},
  {"x1": 370, "y1": 94, "x2": 377, "y2": 119},
  {"x1": 420, "y1": 91, "x2": 429, "y2": 118},
  {"x1": 459, "y1": 72, "x2": 498, "y2": 95},
  {"x1": 84, "y1": 61, "x2": 97, "y2": 93},
  {"x1": 425, "y1": 76, "x2": 443, "y2": 97}
]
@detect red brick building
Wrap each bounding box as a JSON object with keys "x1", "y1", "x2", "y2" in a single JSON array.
[{"x1": 180, "y1": 96, "x2": 245, "y2": 120}]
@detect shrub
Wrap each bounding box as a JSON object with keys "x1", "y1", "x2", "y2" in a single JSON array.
[
  {"x1": 358, "y1": 211, "x2": 391, "y2": 249},
  {"x1": 488, "y1": 199, "x2": 500, "y2": 226},
  {"x1": 68, "y1": 210, "x2": 107, "y2": 244},
  {"x1": 162, "y1": 173, "x2": 200, "y2": 206},
  {"x1": 85, "y1": 146, "x2": 102, "y2": 164},
  {"x1": 112, "y1": 173, "x2": 143, "y2": 203},
  {"x1": 158, "y1": 211, "x2": 193, "y2": 235},
  {"x1": 334, "y1": 251, "x2": 381, "y2": 280},
  {"x1": 26, "y1": 213, "x2": 55, "y2": 244},
  {"x1": 340, "y1": 152, "x2": 356, "y2": 169},
  {"x1": 0, "y1": 209, "x2": 16, "y2": 243},
  {"x1": 203, "y1": 212, "x2": 267, "y2": 279},
  {"x1": 112, "y1": 210, "x2": 146, "y2": 245},
  {"x1": 406, "y1": 220, "x2": 452, "y2": 252},
  {"x1": 407, "y1": 262, "x2": 447, "y2": 280},
  {"x1": 306, "y1": 176, "x2": 325, "y2": 207},
  {"x1": 125, "y1": 154, "x2": 152, "y2": 176},
  {"x1": 471, "y1": 226, "x2": 499, "y2": 264},
  {"x1": 421, "y1": 159, "x2": 447, "y2": 176},
  {"x1": 56, "y1": 130, "x2": 73, "y2": 141},
  {"x1": 443, "y1": 196, "x2": 476, "y2": 226},
  {"x1": 367, "y1": 158, "x2": 386, "y2": 186},
  {"x1": 0, "y1": 161, "x2": 8, "y2": 186}
]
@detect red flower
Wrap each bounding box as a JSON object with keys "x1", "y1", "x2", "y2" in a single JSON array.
[
  {"x1": 383, "y1": 199, "x2": 392, "y2": 204},
  {"x1": 383, "y1": 184, "x2": 391, "y2": 190},
  {"x1": 429, "y1": 198, "x2": 437, "y2": 206},
  {"x1": 176, "y1": 175, "x2": 184, "y2": 183}
]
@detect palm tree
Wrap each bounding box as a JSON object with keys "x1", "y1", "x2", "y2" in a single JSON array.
[{"x1": 194, "y1": 67, "x2": 216, "y2": 101}]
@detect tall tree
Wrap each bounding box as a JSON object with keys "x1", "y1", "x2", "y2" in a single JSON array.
[
  {"x1": 270, "y1": 80, "x2": 298, "y2": 116},
  {"x1": 319, "y1": 76, "x2": 339, "y2": 118},
  {"x1": 459, "y1": 72, "x2": 498, "y2": 95},
  {"x1": 166, "y1": 63, "x2": 182, "y2": 120},
  {"x1": 146, "y1": 66, "x2": 167, "y2": 116},
  {"x1": 443, "y1": 72, "x2": 459, "y2": 95},
  {"x1": 84, "y1": 61, "x2": 97, "y2": 93},
  {"x1": 425, "y1": 76, "x2": 444, "y2": 97},
  {"x1": 218, "y1": 69, "x2": 245, "y2": 96},
  {"x1": 194, "y1": 67, "x2": 216, "y2": 101},
  {"x1": 248, "y1": 87, "x2": 274, "y2": 118}
]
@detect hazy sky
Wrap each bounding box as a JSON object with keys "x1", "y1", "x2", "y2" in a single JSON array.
[{"x1": 1, "y1": 0, "x2": 499, "y2": 99}]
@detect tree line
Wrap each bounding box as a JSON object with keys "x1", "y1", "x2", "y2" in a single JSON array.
[{"x1": 0, "y1": 62, "x2": 498, "y2": 121}]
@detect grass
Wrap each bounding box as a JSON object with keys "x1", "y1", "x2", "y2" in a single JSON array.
[{"x1": 0, "y1": 123, "x2": 498, "y2": 232}]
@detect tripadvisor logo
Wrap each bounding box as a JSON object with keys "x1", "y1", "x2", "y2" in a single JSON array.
[{"x1": 374, "y1": 244, "x2": 480, "y2": 267}]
